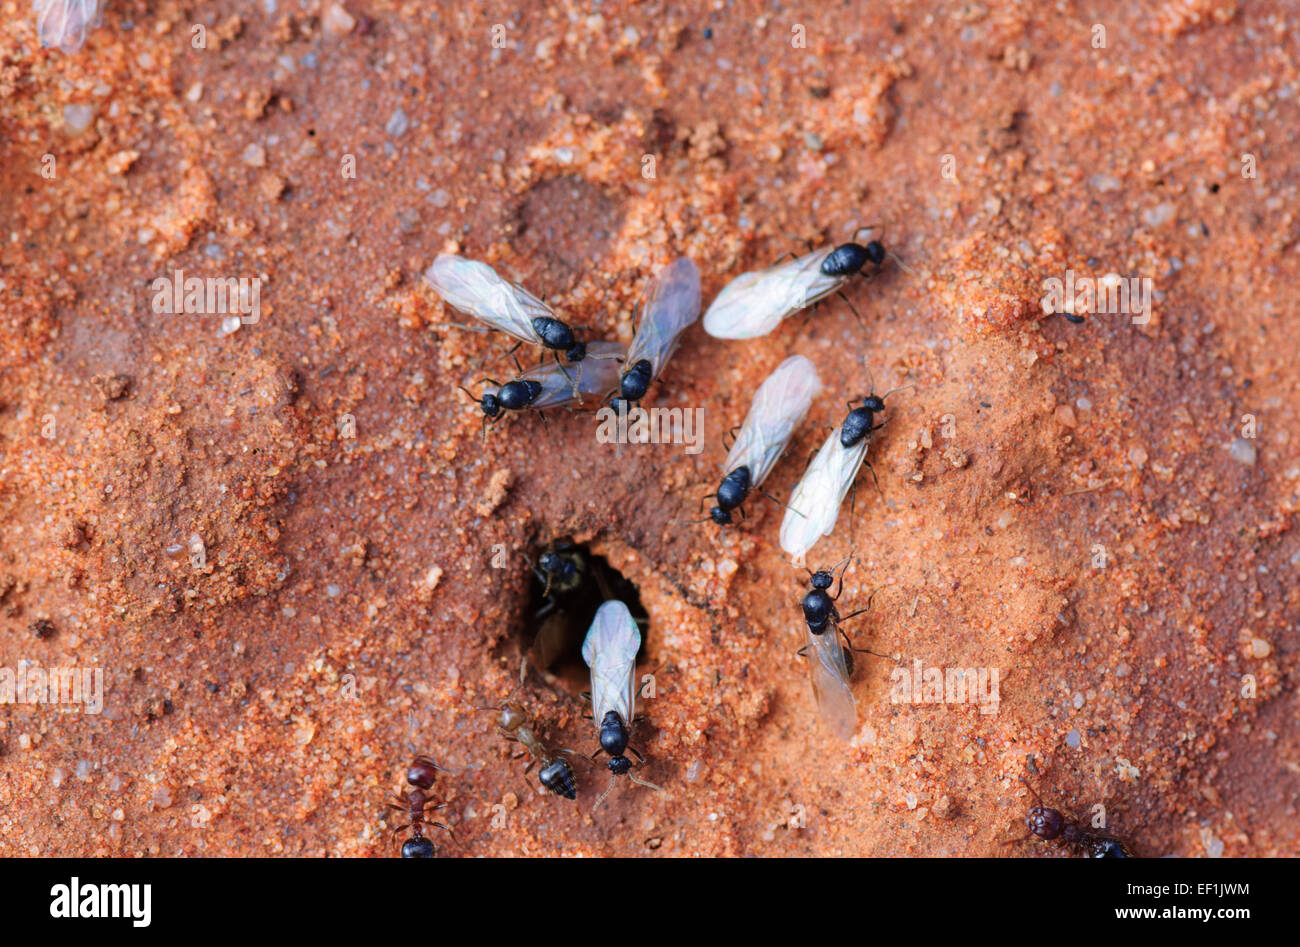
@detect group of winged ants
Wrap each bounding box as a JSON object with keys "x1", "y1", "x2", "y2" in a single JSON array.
[{"x1": 384, "y1": 229, "x2": 1134, "y2": 858}]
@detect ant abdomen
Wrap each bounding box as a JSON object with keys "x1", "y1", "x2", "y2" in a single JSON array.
[{"x1": 538, "y1": 758, "x2": 578, "y2": 799}]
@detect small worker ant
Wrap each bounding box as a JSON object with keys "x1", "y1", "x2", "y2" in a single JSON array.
[
  {"x1": 1008, "y1": 777, "x2": 1137, "y2": 858},
  {"x1": 485, "y1": 699, "x2": 582, "y2": 800},
  {"x1": 388, "y1": 755, "x2": 453, "y2": 858}
]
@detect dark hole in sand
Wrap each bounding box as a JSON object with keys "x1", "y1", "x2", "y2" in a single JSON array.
[{"x1": 522, "y1": 539, "x2": 649, "y2": 698}]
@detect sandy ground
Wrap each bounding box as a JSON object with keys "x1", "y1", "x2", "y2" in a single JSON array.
[{"x1": 0, "y1": 0, "x2": 1296, "y2": 856}]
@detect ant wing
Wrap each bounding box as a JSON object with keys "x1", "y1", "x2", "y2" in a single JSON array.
[
  {"x1": 780, "y1": 424, "x2": 868, "y2": 560},
  {"x1": 803, "y1": 622, "x2": 858, "y2": 741},
  {"x1": 425, "y1": 253, "x2": 553, "y2": 345},
  {"x1": 724, "y1": 355, "x2": 822, "y2": 488},
  {"x1": 35, "y1": 0, "x2": 101, "y2": 53},
  {"x1": 703, "y1": 248, "x2": 837, "y2": 340},
  {"x1": 581, "y1": 600, "x2": 641, "y2": 733},
  {"x1": 624, "y1": 258, "x2": 702, "y2": 383}
]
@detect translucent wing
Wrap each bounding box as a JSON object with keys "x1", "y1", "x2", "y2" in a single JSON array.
[
  {"x1": 483, "y1": 342, "x2": 625, "y2": 410},
  {"x1": 34, "y1": 0, "x2": 101, "y2": 53},
  {"x1": 624, "y1": 258, "x2": 701, "y2": 380},
  {"x1": 703, "y1": 248, "x2": 841, "y2": 340},
  {"x1": 582, "y1": 601, "x2": 641, "y2": 731},
  {"x1": 425, "y1": 253, "x2": 553, "y2": 345},
  {"x1": 724, "y1": 355, "x2": 822, "y2": 488},
  {"x1": 779, "y1": 424, "x2": 868, "y2": 559},
  {"x1": 803, "y1": 622, "x2": 858, "y2": 741}
]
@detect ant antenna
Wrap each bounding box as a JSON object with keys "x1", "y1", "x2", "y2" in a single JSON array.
[
  {"x1": 594, "y1": 774, "x2": 618, "y2": 809},
  {"x1": 629, "y1": 771, "x2": 664, "y2": 792}
]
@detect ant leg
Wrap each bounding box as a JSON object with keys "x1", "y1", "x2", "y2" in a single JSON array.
[
  {"x1": 863, "y1": 460, "x2": 882, "y2": 495},
  {"x1": 758, "y1": 487, "x2": 801, "y2": 516},
  {"x1": 430, "y1": 822, "x2": 458, "y2": 844},
  {"x1": 836, "y1": 288, "x2": 867, "y2": 332},
  {"x1": 627, "y1": 746, "x2": 646, "y2": 763},
  {"x1": 795, "y1": 644, "x2": 809, "y2": 658}
]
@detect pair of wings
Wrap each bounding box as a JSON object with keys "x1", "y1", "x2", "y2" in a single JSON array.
[
  {"x1": 582, "y1": 600, "x2": 641, "y2": 732},
  {"x1": 425, "y1": 254, "x2": 558, "y2": 346},
  {"x1": 702, "y1": 247, "x2": 845, "y2": 340},
  {"x1": 780, "y1": 422, "x2": 869, "y2": 559},
  {"x1": 803, "y1": 623, "x2": 858, "y2": 741},
  {"x1": 624, "y1": 258, "x2": 701, "y2": 382},
  {"x1": 482, "y1": 341, "x2": 626, "y2": 410},
  {"x1": 723, "y1": 355, "x2": 822, "y2": 488}
]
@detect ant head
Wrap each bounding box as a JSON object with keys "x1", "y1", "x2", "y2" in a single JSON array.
[
  {"x1": 1026, "y1": 805, "x2": 1065, "y2": 840},
  {"x1": 538, "y1": 551, "x2": 561, "y2": 573},
  {"x1": 608, "y1": 756, "x2": 632, "y2": 776},
  {"x1": 406, "y1": 757, "x2": 441, "y2": 790},
  {"x1": 565, "y1": 340, "x2": 587, "y2": 362},
  {"x1": 709, "y1": 506, "x2": 731, "y2": 525},
  {"x1": 479, "y1": 392, "x2": 503, "y2": 419},
  {"x1": 497, "y1": 701, "x2": 528, "y2": 731},
  {"x1": 864, "y1": 240, "x2": 886, "y2": 265},
  {"x1": 401, "y1": 836, "x2": 436, "y2": 858},
  {"x1": 810, "y1": 570, "x2": 834, "y2": 590},
  {"x1": 862, "y1": 394, "x2": 886, "y2": 413}
]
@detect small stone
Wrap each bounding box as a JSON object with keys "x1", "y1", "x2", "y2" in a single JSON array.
[
  {"x1": 322, "y1": 3, "x2": 357, "y2": 39},
  {"x1": 1228, "y1": 438, "x2": 1256, "y2": 465},
  {"x1": 1250, "y1": 637, "x2": 1271, "y2": 658},
  {"x1": 1054, "y1": 405, "x2": 1077, "y2": 428},
  {"x1": 1143, "y1": 202, "x2": 1176, "y2": 227},
  {"x1": 1128, "y1": 446, "x2": 1148, "y2": 468},
  {"x1": 242, "y1": 144, "x2": 266, "y2": 167},
  {"x1": 62, "y1": 104, "x2": 96, "y2": 135},
  {"x1": 106, "y1": 150, "x2": 140, "y2": 176},
  {"x1": 385, "y1": 108, "x2": 410, "y2": 138},
  {"x1": 91, "y1": 372, "x2": 131, "y2": 402}
]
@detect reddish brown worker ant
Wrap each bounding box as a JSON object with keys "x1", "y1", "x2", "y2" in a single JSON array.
[
  {"x1": 388, "y1": 755, "x2": 453, "y2": 858},
  {"x1": 485, "y1": 699, "x2": 582, "y2": 799},
  {"x1": 1007, "y1": 777, "x2": 1137, "y2": 858}
]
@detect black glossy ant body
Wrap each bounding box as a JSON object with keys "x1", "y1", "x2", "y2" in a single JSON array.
[
  {"x1": 708, "y1": 465, "x2": 754, "y2": 525},
  {"x1": 1011, "y1": 778, "x2": 1137, "y2": 858},
  {"x1": 797, "y1": 556, "x2": 882, "y2": 672},
  {"x1": 461, "y1": 377, "x2": 544, "y2": 421},
  {"x1": 388, "y1": 755, "x2": 451, "y2": 858},
  {"x1": 820, "y1": 237, "x2": 887, "y2": 278}
]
